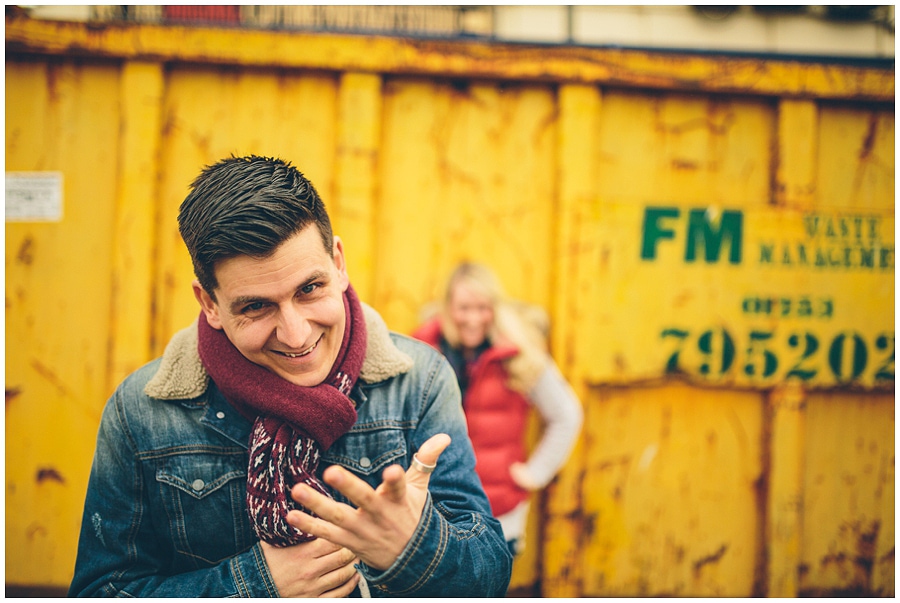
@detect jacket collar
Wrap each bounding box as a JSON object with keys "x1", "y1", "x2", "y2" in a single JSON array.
[{"x1": 144, "y1": 302, "x2": 413, "y2": 400}]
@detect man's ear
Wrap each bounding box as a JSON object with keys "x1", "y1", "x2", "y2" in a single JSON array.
[
  {"x1": 332, "y1": 236, "x2": 350, "y2": 292},
  {"x1": 192, "y1": 280, "x2": 223, "y2": 329}
]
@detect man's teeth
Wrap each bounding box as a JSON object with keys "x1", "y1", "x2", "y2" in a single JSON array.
[{"x1": 283, "y1": 344, "x2": 315, "y2": 358}]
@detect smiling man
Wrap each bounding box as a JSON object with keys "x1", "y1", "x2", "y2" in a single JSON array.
[
  {"x1": 69, "y1": 155, "x2": 511, "y2": 597},
  {"x1": 195, "y1": 226, "x2": 348, "y2": 388}
]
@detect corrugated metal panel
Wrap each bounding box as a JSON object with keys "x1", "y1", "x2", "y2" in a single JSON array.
[
  {"x1": 799, "y1": 391, "x2": 894, "y2": 596},
  {"x1": 5, "y1": 16, "x2": 893, "y2": 596},
  {"x1": 6, "y1": 58, "x2": 122, "y2": 586}
]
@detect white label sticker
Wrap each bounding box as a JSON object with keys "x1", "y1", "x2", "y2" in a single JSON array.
[{"x1": 6, "y1": 172, "x2": 64, "y2": 222}]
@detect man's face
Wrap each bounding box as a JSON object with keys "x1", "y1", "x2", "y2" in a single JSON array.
[
  {"x1": 194, "y1": 224, "x2": 350, "y2": 387},
  {"x1": 448, "y1": 281, "x2": 494, "y2": 350}
]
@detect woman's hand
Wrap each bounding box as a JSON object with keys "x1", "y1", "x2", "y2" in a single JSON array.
[{"x1": 509, "y1": 462, "x2": 541, "y2": 491}]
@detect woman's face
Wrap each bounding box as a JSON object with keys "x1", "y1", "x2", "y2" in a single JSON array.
[{"x1": 448, "y1": 280, "x2": 494, "y2": 350}]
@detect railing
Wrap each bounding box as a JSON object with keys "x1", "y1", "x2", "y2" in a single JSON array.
[{"x1": 89, "y1": 5, "x2": 496, "y2": 39}]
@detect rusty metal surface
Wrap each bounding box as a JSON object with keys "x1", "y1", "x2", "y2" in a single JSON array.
[
  {"x1": 5, "y1": 16, "x2": 895, "y2": 100},
  {"x1": 587, "y1": 203, "x2": 894, "y2": 390},
  {"x1": 5, "y1": 17, "x2": 894, "y2": 596}
]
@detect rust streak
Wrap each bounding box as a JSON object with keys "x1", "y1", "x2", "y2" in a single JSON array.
[
  {"x1": 29, "y1": 360, "x2": 71, "y2": 397},
  {"x1": 693, "y1": 543, "x2": 728, "y2": 574},
  {"x1": 17, "y1": 236, "x2": 35, "y2": 265},
  {"x1": 36, "y1": 467, "x2": 66, "y2": 485},
  {"x1": 26, "y1": 523, "x2": 48, "y2": 541},
  {"x1": 595, "y1": 454, "x2": 632, "y2": 472},
  {"x1": 671, "y1": 159, "x2": 699, "y2": 171},
  {"x1": 5, "y1": 387, "x2": 22, "y2": 408},
  {"x1": 859, "y1": 113, "x2": 878, "y2": 160}
]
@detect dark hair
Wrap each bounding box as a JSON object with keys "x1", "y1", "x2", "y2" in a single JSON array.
[{"x1": 177, "y1": 155, "x2": 334, "y2": 298}]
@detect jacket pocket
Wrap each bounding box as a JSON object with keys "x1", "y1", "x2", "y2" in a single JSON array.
[
  {"x1": 324, "y1": 427, "x2": 408, "y2": 479},
  {"x1": 154, "y1": 450, "x2": 254, "y2": 568}
]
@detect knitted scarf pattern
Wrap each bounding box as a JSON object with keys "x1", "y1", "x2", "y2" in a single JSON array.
[{"x1": 197, "y1": 285, "x2": 367, "y2": 547}]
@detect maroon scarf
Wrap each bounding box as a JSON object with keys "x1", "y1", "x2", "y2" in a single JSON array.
[{"x1": 197, "y1": 284, "x2": 367, "y2": 547}]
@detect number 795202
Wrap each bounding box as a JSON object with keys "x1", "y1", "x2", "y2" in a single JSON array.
[{"x1": 660, "y1": 327, "x2": 894, "y2": 385}]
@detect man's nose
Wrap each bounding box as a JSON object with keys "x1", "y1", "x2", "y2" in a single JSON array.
[{"x1": 276, "y1": 306, "x2": 312, "y2": 349}]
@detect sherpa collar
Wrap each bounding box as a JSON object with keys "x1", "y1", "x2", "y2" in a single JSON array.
[{"x1": 144, "y1": 303, "x2": 413, "y2": 400}]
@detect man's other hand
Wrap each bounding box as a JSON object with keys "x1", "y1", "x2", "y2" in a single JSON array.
[{"x1": 261, "y1": 538, "x2": 359, "y2": 597}]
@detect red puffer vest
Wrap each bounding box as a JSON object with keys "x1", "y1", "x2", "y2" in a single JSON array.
[{"x1": 412, "y1": 319, "x2": 530, "y2": 517}]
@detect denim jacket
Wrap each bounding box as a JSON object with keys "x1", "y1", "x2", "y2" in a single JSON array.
[{"x1": 68, "y1": 304, "x2": 511, "y2": 597}]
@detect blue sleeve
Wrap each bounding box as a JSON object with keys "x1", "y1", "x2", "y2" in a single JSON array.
[{"x1": 358, "y1": 352, "x2": 513, "y2": 597}]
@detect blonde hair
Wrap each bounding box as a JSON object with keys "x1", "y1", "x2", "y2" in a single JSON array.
[{"x1": 439, "y1": 262, "x2": 549, "y2": 394}]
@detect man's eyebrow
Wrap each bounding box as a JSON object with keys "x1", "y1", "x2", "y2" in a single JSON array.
[
  {"x1": 301, "y1": 269, "x2": 330, "y2": 286},
  {"x1": 229, "y1": 295, "x2": 270, "y2": 314}
]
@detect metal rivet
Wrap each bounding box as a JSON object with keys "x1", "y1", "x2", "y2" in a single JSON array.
[
  {"x1": 216, "y1": 411, "x2": 225, "y2": 419},
  {"x1": 191, "y1": 479, "x2": 205, "y2": 490},
  {"x1": 359, "y1": 457, "x2": 371, "y2": 468}
]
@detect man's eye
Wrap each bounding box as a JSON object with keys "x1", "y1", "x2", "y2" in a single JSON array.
[
  {"x1": 243, "y1": 302, "x2": 266, "y2": 313},
  {"x1": 300, "y1": 283, "x2": 320, "y2": 295}
]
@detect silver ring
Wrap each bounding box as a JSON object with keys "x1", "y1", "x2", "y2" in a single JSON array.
[{"x1": 411, "y1": 453, "x2": 436, "y2": 474}]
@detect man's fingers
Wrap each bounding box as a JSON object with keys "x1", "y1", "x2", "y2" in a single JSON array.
[
  {"x1": 311, "y1": 546, "x2": 360, "y2": 597},
  {"x1": 320, "y1": 465, "x2": 378, "y2": 511},
  {"x1": 291, "y1": 482, "x2": 348, "y2": 524},
  {"x1": 286, "y1": 506, "x2": 333, "y2": 541},
  {"x1": 406, "y1": 433, "x2": 451, "y2": 485},
  {"x1": 305, "y1": 537, "x2": 344, "y2": 558},
  {"x1": 320, "y1": 571, "x2": 361, "y2": 599},
  {"x1": 294, "y1": 435, "x2": 452, "y2": 530},
  {"x1": 415, "y1": 433, "x2": 452, "y2": 466},
  {"x1": 379, "y1": 464, "x2": 407, "y2": 503}
]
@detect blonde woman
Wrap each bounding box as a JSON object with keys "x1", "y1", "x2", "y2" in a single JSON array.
[{"x1": 412, "y1": 262, "x2": 582, "y2": 556}]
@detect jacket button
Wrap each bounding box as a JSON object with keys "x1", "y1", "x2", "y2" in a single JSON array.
[
  {"x1": 191, "y1": 479, "x2": 205, "y2": 491},
  {"x1": 359, "y1": 457, "x2": 371, "y2": 468},
  {"x1": 216, "y1": 411, "x2": 225, "y2": 419}
]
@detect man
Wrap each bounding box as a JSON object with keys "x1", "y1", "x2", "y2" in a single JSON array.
[{"x1": 69, "y1": 155, "x2": 512, "y2": 597}]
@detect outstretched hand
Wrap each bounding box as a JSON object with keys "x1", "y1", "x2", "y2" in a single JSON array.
[{"x1": 286, "y1": 433, "x2": 452, "y2": 571}]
